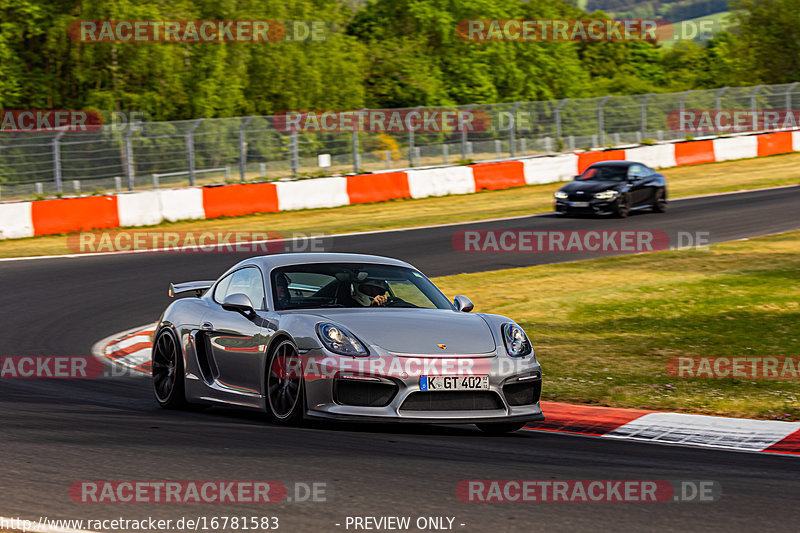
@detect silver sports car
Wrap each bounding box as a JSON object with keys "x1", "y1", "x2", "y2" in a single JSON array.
[{"x1": 153, "y1": 253, "x2": 544, "y2": 434}]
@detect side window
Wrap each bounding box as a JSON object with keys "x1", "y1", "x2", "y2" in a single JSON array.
[
  {"x1": 628, "y1": 164, "x2": 646, "y2": 179},
  {"x1": 214, "y1": 268, "x2": 266, "y2": 310}
]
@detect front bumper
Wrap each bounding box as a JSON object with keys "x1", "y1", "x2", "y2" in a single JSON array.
[
  {"x1": 555, "y1": 197, "x2": 617, "y2": 215},
  {"x1": 302, "y1": 348, "x2": 543, "y2": 423}
]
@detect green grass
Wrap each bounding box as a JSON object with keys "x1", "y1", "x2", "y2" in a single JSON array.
[
  {"x1": 1, "y1": 151, "x2": 799, "y2": 258},
  {"x1": 434, "y1": 230, "x2": 800, "y2": 420}
]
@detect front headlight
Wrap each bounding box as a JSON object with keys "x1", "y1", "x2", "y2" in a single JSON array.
[
  {"x1": 554, "y1": 191, "x2": 569, "y2": 199},
  {"x1": 594, "y1": 190, "x2": 618, "y2": 200},
  {"x1": 502, "y1": 323, "x2": 533, "y2": 357},
  {"x1": 316, "y1": 322, "x2": 369, "y2": 356}
]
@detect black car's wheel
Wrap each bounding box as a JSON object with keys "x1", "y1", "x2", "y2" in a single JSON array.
[
  {"x1": 615, "y1": 194, "x2": 631, "y2": 218},
  {"x1": 476, "y1": 422, "x2": 527, "y2": 435},
  {"x1": 265, "y1": 339, "x2": 305, "y2": 425},
  {"x1": 652, "y1": 188, "x2": 668, "y2": 212},
  {"x1": 152, "y1": 328, "x2": 187, "y2": 409}
]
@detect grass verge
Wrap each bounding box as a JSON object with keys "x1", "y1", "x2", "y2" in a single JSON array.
[
  {"x1": 1, "y1": 152, "x2": 799, "y2": 258},
  {"x1": 433, "y1": 230, "x2": 800, "y2": 420}
]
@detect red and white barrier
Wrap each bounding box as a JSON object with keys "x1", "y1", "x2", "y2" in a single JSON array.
[
  {"x1": 3, "y1": 129, "x2": 799, "y2": 239},
  {"x1": 0, "y1": 201, "x2": 34, "y2": 239},
  {"x1": 276, "y1": 177, "x2": 349, "y2": 210},
  {"x1": 158, "y1": 188, "x2": 204, "y2": 222},
  {"x1": 712, "y1": 136, "x2": 759, "y2": 162},
  {"x1": 407, "y1": 166, "x2": 475, "y2": 198},
  {"x1": 522, "y1": 154, "x2": 579, "y2": 184}
]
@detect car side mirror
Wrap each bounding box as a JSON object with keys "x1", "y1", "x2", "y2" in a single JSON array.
[
  {"x1": 222, "y1": 293, "x2": 256, "y2": 317},
  {"x1": 453, "y1": 295, "x2": 474, "y2": 312},
  {"x1": 573, "y1": 175, "x2": 581, "y2": 180}
]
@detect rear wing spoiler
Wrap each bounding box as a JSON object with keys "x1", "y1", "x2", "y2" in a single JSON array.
[{"x1": 169, "y1": 280, "x2": 215, "y2": 298}]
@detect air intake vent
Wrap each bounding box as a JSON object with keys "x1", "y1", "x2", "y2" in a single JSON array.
[{"x1": 400, "y1": 391, "x2": 503, "y2": 411}]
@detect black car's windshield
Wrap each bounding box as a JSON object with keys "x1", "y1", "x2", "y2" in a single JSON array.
[
  {"x1": 271, "y1": 263, "x2": 453, "y2": 310},
  {"x1": 578, "y1": 165, "x2": 628, "y2": 181}
]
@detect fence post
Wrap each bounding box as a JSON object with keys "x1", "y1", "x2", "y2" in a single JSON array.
[
  {"x1": 750, "y1": 85, "x2": 763, "y2": 131},
  {"x1": 290, "y1": 131, "x2": 299, "y2": 177},
  {"x1": 52, "y1": 130, "x2": 66, "y2": 194},
  {"x1": 186, "y1": 118, "x2": 203, "y2": 186},
  {"x1": 786, "y1": 82, "x2": 799, "y2": 117},
  {"x1": 239, "y1": 116, "x2": 254, "y2": 182},
  {"x1": 509, "y1": 102, "x2": 521, "y2": 158},
  {"x1": 353, "y1": 109, "x2": 365, "y2": 174},
  {"x1": 555, "y1": 98, "x2": 569, "y2": 140},
  {"x1": 123, "y1": 124, "x2": 136, "y2": 190},
  {"x1": 715, "y1": 87, "x2": 729, "y2": 112},
  {"x1": 461, "y1": 104, "x2": 474, "y2": 161},
  {"x1": 597, "y1": 96, "x2": 610, "y2": 146},
  {"x1": 641, "y1": 93, "x2": 654, "y2": 140},
  {"x1": 678, "y1": 90, "x2": 692, "y2": 136}
]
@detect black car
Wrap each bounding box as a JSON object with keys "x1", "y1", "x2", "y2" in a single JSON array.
[{"x1": 554, "y1": 161, "x2": 667, "y2": 217}]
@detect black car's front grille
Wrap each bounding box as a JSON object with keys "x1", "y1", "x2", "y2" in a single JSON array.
[
  {"x1": 333, "y1": 379, "x2": 397, "y2": 407},
  {"x1": 503, "y1": 379, "x2": 542, "y2": 406},
  {"x1": 399, "y1": 391, "x2": 504, "y2": 411},
  {"x1": 568, "y1": 192, "x2": 593, "y2": 201}
]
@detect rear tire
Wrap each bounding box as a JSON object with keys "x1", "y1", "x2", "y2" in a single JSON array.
[
  {"x1": 152, "y1": 328, "x2": 187, "y2": 409},
  {"x1": 476, "y1": 422, "x2": 526, "y2": 435},
  {"x1": 652, "y1": 188, "x2": 668, "y2": 212},
  {"x1": 265, "y1": 339, "x2": 305, "y2": 426}
]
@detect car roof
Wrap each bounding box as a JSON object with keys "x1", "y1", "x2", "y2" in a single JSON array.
[
  {"x1": 234, "y1": 253, "x2": 416, "y2": 272},
  {"x1": 588, "y1": 160, "x2": 637, "y2": 167}
]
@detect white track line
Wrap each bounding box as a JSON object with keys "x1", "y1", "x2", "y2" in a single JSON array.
[{"x1": 1, "y1": 184, "x2": 797, "y2": 263}]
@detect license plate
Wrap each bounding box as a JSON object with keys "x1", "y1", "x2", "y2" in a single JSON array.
[
  {"x1": 420, "y1": 375, "x2": 489, "y2": 391},
  {"x1": 570, "y1": 201, "x2": 589, "y2": 207}
]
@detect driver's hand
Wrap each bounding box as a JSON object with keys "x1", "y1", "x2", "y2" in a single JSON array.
[{"x1": 371, "y1": 294, "x2": 388, "y2": 307}]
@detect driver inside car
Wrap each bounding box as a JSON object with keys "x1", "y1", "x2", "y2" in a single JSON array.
[
  {"x1": 275, "y1": 273, "x2": 291, "y2": 307},
  {"x1": 352, "y1": 278, "x2": 391, "y2": 307}
]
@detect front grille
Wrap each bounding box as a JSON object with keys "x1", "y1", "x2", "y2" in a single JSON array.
[
  {"x1": 334, "y1": 379, "x2": 397, "y2": 407},
  {"x1": 400, "y1": 391, "x2": 503, "y2": 411},
  {"x1": 503, "y1": 379, "x2": 542, "y2": 406}
]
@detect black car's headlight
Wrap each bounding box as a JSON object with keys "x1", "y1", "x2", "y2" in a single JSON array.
[
  {"x1": 502, "y1": 323, "x2": 533, "y2": 357},
  {"x1": 554, "y1": 191, "x2": 569, "y2": 199},
  {"x1": 594, "y1": 190, "x2": 618, "y2": 200},
  {"x1": 316, "y1": 322, "x2": 369, "y2": 356}
]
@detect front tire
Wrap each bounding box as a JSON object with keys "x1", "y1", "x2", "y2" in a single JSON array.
[
  {"x1": 265, "y1": 339, "x2": 305, "y2": 425},
  {"x1": 152, "y1": 328, "x2": 187, "y2": 409},
  {"x1": 615, "y1": 194, "x2": 631, "y2": 218},
  {"x1": 476, "y1": 422, "x2": 527, "y2": 435}
]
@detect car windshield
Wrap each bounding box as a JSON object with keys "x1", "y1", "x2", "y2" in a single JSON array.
[
  {"x1": 271, "y1": 263, "x2": 453, "y2": 310},
  {"x1": 578, "y1": 165, "x2": 628, "y2": 182}
]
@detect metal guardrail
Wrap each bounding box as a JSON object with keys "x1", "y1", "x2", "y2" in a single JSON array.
[{"x1": 1, "y1": 82, "x2": 799, "y2": 201}]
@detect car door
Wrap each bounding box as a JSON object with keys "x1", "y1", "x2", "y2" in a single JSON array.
[
  {"x1": 202, "y1": 266, "x2": 273, "y2": 396},
  {"x1": 626, "y1": 164, "x2": 652, "y2": 206}
]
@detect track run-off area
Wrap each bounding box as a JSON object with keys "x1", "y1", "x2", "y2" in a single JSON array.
[{"x1": 1, "y1": 186, "x2": 800, "y2": 532}]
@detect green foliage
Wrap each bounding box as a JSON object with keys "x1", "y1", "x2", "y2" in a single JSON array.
[{"x1": 0, "y1": 0, "x2": 792, "y2": 118}]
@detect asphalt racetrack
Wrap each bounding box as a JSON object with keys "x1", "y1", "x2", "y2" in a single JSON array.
[{"x1": 1, "y1": 186, "x2": 800, "y2": 532}]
